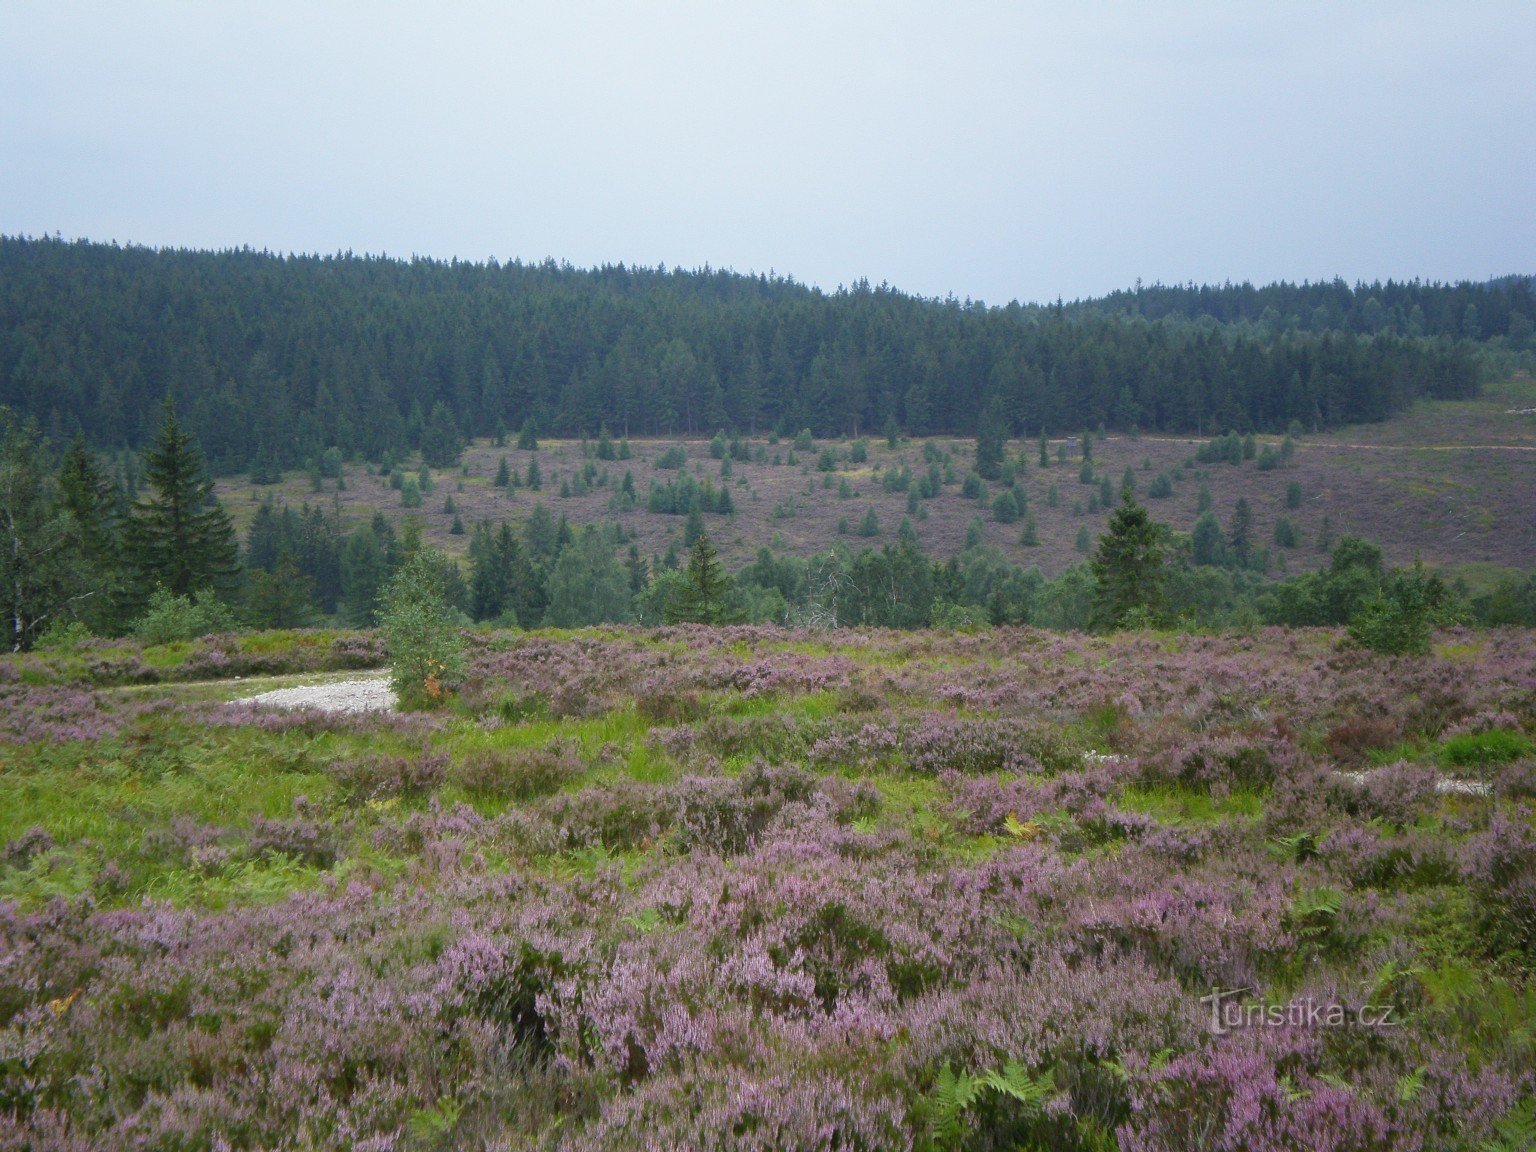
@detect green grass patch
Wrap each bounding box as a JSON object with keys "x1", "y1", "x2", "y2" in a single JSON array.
[
  {"x1": 1438, "y1": 728, "x2": 1533, "y2": 767},
  {"x1": 1118, "y1": 784, "x2": 1265, "y2": 823}
]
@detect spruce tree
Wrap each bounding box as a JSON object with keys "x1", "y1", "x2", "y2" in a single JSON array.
[
  {"x1": 1089, "y1": 491, "x2": 1165, "y2": 630},
  {"x1": 1190, "y1": 512, "x2": 1225, "y2": 566},
  {"x1": 668, "y1": 535, "x2": 733, "y2": 624},
  {"x1": 130, "y1": 399, "x2": 239, "y2": 600},
  {"x1": 1, "y1": 412, "x2": 85, "y2": 649},
  {"x1": 517, "y1": 418, "x2": 539, "y2": 451},
  {"x1": 1228, "y1": 498, "x2": 1254, "y2": 568},
  {"x1": 974, "y1": 395, "x2": 1007, "y2": 480},
  {"x1": 57, "y1": 435, "x2": 124, "y2": 631}
]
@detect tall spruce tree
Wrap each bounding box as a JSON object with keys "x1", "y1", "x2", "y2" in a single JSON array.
[
  {"x1": 668, "y1": 535, "x2": 733, "y2": 624},
  {"x1": 129, "y1": 399, "x2": 239, "y2": 600},
  {"x1": 1, "y1": 411, "x2": 86, "y2": 649},
  {"x1": 974, "y1": 395, "x2": 1008, "y2": 480},
  {"x1": 1089, "y1": 490, "x2": 1166, "y2": 630},
  {"x1": 56, "y1": 435, "x2": 125, "y2": 632}
]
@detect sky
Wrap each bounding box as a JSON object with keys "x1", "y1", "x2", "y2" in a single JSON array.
[{"x1": 3, "y1": 2, "x2": 1533, "y2": 305}]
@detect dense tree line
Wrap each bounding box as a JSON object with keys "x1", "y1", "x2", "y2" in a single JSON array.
[
  {"x1": 0, "y1": 237, "x2": 1493, "y2": 476},
  {"x1": 1070, "y1": 275, "x2": 1536, "y2": 344}
]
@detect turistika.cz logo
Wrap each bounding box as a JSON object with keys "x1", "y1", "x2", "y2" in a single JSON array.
[{"x1": 1200, "y1": 987, "x2": 1397, "y2": 1035}]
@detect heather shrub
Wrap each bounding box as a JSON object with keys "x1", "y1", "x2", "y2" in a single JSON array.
[
  {"x1": 1444, "y1": 709, "x2": 1524, "y2": 738},
  {"x1": 452, "y1": 745, "x2": 583, "y2": 801},
  {"x1": 672, "y1": 762, "x2": 817, "y2": 855},
  {"x1": 436, "y1": 933, "x2": 570, "y2": 1054},
  {"x1": 1138, "y1": 734, "x2": 1286, "y2": 794},
  {"x1": 635, "y1": 683, "x2": 709, "y2": 723},
  {"x1": 2, "y1": 827, "x2": 54, "y2": 868},
  {"x1": 1328, "y1": 761, "x2": 1440, "y2": 827},
  {"x1": 329, "y1": 751, "x2": 449, "y2": 801},
  {"x1": 1462, "y1": 807, "x2": 1536, "y2": 961},
  {"x1": 1324, "y1": 715, "x2": 1400, "y2": 765},
  {"x1": 542, "y1": 780, "x2": 670, "y2": 850},
  {"x1": 246, "y1": 814, "x2": 339, "y2": 868},
  {"x1": 1493, "y1": 760, "x2": 1536, "y2": 799},
  {"x1": 1125, "y1": 1041, "x2": 1397, "y2": 1152},
  {"x1": 137, "y1": 817, "x2": 226, "y2": 869}
]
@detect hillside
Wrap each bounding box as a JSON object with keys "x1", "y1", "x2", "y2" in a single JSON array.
[
  {"x1": 0, "y1": 237, "x2": 1493, "y2": 469},
  {"x1": 214, "y1": 374, "x2": 1536, "y2": 580}
]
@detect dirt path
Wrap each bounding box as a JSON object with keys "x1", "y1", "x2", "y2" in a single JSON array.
[{"x1": 237, "y1": 677, "x2": 396, "y2": 713}]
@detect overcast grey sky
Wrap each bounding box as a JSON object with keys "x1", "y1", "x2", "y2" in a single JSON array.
[{"x1": 3, "y1": 2, "x2": 1532, "y2": 303}]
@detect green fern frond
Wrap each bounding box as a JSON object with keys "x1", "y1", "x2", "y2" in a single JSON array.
[
  {"x1": 1395, "y1": 1067, "x2": 1426, "y2": 1104},
  {"x1": 1483, "y1": 1097, "x2": 1536, "y2": 1152},
  {"x1": 979, "y1": 1061, "x2": 1054, "y2": 1105}
]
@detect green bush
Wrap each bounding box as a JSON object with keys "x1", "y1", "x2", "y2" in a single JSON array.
[
  {"x1": 381, "y1": 548, "x2": 466, "y2": 709},
  {"x1": 1346, "y1": 563, "x2": 1459, "y2": 656},
  {"x1": 132, "y1": 589, "x2": 236, "y2": 645}
]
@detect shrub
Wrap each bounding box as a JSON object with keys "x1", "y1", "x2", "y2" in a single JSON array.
[
  {"x1": 1463, "y1": 807, "x2": 1536, "y2": 959},
  {"x1": 247, "y1": 815, "x2": 339, "y2": 868},
  {"x1": 452, "y1": 746, "x2": 583, "y2": 800},
  {"x1": 1347, "y1": 563, "x2": 1459, "y2": 656},
  {"x1": 381, "y1": 548, "x2": 467, "y2": 708},
  {"x1": 131, "y1": 588, "x2": 236, "y2": 645},
  {"x1": 1357, "y1": 761, "x2": 1440, "y2": 826},
  {"x1": 329, "y1": 752, "x2": 449, "y2": 801},
  {"x1": 1324, "y1": 715, "x2": 1400, "y2": 765}
]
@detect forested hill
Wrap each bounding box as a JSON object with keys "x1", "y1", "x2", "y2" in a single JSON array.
[
  {"x1": 0, "y1": 235, "x2": 1495, "y2": 474},
  {"x1": 1066, "y1": 276, "x2": 1536, "y2": 342}
]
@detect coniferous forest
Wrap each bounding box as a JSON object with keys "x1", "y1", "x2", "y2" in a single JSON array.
[{"x1": 0, "y1": 236, "x2": 1509, "y2": 472}]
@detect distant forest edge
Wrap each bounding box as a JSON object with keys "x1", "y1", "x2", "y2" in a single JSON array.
[{"x1": 3, "y1": 236, "x2": 1529, "y2": 474}]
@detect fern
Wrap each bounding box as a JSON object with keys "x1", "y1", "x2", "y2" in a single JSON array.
[
  {"x1": 1483, "y1": 1098, "x2": 1536, "y2": 1152},
  {"x1": 622, "y1": 908, "x2": 663, "y2": 934},
  {"x1": 1269, "y1": 830, "x2": 1321, "y2": 863},
  {"x1": 1395, "y1": 1067, "x2": 1426, "y2": 1104},
  {"x1": 924, "y1": 1062, "x2": 1054, "y2": 1150},
  {"x1": 1003, "y1": 813, "x2": 1042, "y2": 840},
  {"x1": 1287, "y1": 885, "x2": 1345, "y2": 939},
  {"x1": 407, "y1": 1096, "x2": 462, "y2": 1143},
  {"x1": 1316, "y1": 1071, "x2": 1354, "y2": 1094},
  {"x1": 979, "y1": 1061, "x2": 1055, "y2": 1105}
]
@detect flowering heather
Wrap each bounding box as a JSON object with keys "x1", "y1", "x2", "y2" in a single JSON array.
[{"x1": 0, "y1": 623, "x2": 1533, "y2": 1149}]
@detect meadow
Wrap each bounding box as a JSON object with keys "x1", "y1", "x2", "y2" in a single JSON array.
[
  {"x1": 214, "y1": 376, "x2": 1536, "y2": 584},
  {"x1": 2, "y1": 622, "x2": 1535, "y2": 1149}
]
